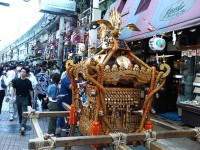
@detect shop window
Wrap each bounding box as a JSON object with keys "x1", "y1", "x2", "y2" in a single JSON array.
[
  {"x1": 117, "y1": 0, "x2": 127, "y2": 13},
  {"x1": 177, "y1": 48, "x2": 199, "y2": 104}
]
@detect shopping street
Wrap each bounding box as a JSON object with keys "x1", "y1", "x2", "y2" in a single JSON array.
[{"x1": 0, "y1": 99, "x2": 200, "y2": 150}]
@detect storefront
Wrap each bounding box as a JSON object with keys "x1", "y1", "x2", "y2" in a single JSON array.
[
  {"x1": 104, "y1": 0, "x2": 200, "y2": 41},
  {"x1": 176, "y1": 43, "x2": 200, "y2": 127},
  {"x1": 103, "y1": 0, "x2": 200, "y2": 120}
]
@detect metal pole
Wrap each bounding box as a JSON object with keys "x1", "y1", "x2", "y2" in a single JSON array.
[{"x1": 57, "y1": 16, "x2": 65, "y2": 69}]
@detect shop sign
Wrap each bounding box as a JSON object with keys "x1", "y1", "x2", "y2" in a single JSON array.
[
  {"x1": 160, "y1": 0, "x2": 196, "y2": 21},
  {"x1": 38, "y1": 0, "x2": 76, "y2": 15}
]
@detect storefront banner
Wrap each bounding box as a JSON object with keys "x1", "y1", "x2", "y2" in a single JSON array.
[{"x1": 104, "y1": 0, "x2": 199, "y2": 41}]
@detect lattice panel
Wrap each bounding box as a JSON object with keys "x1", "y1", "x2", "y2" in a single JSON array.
[{"x1": 105, "y1": 87, "x2": 141, "y2": 106}]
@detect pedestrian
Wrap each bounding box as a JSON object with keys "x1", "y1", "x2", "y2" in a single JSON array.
[
  {"x1": 60, "y1": 67, "x2": 67, "y2": 81},
  {"x1": 46, "y1": 73, "x2": 61, "y2": 135},
  {"x1": 6, "y1": 66, "x2": 18, "y2": 121},
  {"x1": 51, "y1": 64, "x2": 60, "y2": 76},
  {"x1": 35, "y1": 67, "x2": 51, "y2": 110},
  {"x1": 10, "y1": 67, "x2": 34, "y2": 133},
  {"x1": 57, "y1": 74, "x2": 72, "y2": 135},
  {"x1": 25, "y1": 67, "x2": 38, "y2": 107},
  {"x1": 0, "y1": 67, "x2": 9, "y2": 120}
]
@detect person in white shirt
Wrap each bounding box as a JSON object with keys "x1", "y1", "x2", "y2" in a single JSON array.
[
  {"x1": 7, "y1": 66, "x2": 18, "y2": 121},
  {"x1": 26, "y1": 69, "x2": 38, "y2": 107},
  {"x1": 0, "y1": 68, "x2": 9, "y2": 120},
  {"x1": 27, "y1": 72, "x2": 38, "y2": 90}
]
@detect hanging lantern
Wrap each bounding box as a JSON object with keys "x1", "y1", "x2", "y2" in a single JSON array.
[{"x1": 149, "y1": 36, "x2": 166, "y2": 51}]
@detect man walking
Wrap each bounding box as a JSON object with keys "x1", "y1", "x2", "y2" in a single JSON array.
[{"x1": 10, "y1": 67, "x2": 34, "y2": 133}]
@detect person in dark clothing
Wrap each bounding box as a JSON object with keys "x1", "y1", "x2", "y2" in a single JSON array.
[
  {"x1": 10, "y1": 67, "x2": 34, "y2": 133},
  {"x1": 57, "y1": 74, "x2": 72, "y2": 133}
]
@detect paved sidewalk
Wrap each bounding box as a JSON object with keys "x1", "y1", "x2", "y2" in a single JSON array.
[
  {"x1": 1, "y1": 99, "x2": 200, "y2": 150},
  {"x1": 0, "y1": 100, "x2": 93, "y2": 150}
]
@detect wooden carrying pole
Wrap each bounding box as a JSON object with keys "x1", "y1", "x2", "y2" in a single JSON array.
[
  {"x1": 28, "y1": 130, "x2": 198, "y2": 149},
  {"x1": 25, "y1": 105, "x2": 200, "y2": 150},
  {"x1": 24, "y1": 106, "x2": 70, "y2": 149},
  {"x1": 23, "y1": 111, "x2": 69, "y2": 118}
]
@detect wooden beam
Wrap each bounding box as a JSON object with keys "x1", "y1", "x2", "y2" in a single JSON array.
[
  {"x1": 149, "y1": 141, "x2": 168, "y2": 150},
  {"x1": 29, "y1": 139, "x2": 49, "y2": 149},
  {"x1": 151, "y1": 118, "x2": 182, "y2": 130},
  {"x1": 28, "y1": 130, "x2": 197, "y2": 149},
  {"x1": 23, "y1": 111, "x2": 69, "y2": 117},
  {"x1": 31, "y1": 118, "x2": 44, "y2": 138},
  {"x1": 155, "y1": 130, "x2": 196, "y2": 139}
]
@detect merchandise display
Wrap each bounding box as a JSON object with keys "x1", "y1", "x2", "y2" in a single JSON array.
[{"x1": 177, "y1": 47, "x2": 200, "y2": 127}]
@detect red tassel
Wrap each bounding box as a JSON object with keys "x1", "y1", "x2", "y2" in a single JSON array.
[
  {"x1": 90, "y1": 121, "x2": 100, "y2": 148},
  {"x1": 147, "y1": 88, "x2": 152, "y2": 95},
  {"x1": 145, "y1": 120, "x2": 154, "y2": 131},
  {"x1": 69, "y1": 104, "x2": 77, "y2": 125}
]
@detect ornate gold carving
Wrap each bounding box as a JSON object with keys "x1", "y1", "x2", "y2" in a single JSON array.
[{"x1": 66, "y1": 8, "x2": 170, "y2": 136}]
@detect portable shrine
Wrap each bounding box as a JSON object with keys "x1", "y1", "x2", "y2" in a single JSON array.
[{"x1": 66, "y1": 8, "x2": 171, "y2": 137}]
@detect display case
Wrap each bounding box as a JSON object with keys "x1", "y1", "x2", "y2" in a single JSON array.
[{"x1": 177, "y1": 46, "x2": 200, "y2": 127}]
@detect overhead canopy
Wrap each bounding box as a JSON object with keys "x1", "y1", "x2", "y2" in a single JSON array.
[{"x1": 104, "y1": 0, "x2": 200, "y2": 41}]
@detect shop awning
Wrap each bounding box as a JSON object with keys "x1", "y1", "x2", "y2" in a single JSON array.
[{"x1": 104, "y1": 0, "x2": 200, "y2": 41}]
